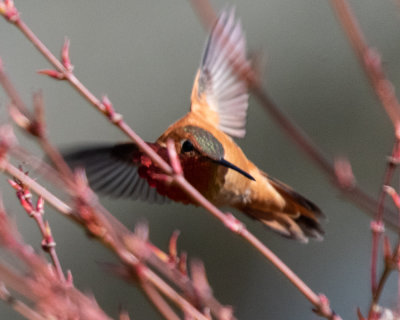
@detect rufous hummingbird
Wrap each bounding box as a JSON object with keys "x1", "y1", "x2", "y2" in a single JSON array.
[{"x1": 64, "y1": 9, "x2": 324, "y2": 242}]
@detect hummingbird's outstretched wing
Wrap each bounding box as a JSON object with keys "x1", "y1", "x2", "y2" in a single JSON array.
[
  {"x1": 63, "y1": 144, "x2": 168, "y2": 204},
  {"x1": 190, "y1": 8, "x2": 249, "y2": 138}
]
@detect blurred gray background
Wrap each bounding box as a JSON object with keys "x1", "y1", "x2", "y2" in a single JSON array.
[{"x1": 0, "y1": 0, "x2": 399, "y2": 319}]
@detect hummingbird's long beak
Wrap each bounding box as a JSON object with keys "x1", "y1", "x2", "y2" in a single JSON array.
[{"x1": 215, "y1": 158, "x2": 256, "y2": 181}]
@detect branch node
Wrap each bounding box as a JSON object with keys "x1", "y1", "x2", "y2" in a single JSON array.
[
  {"x1": 101, "y1": 95, "x2": 123, "y2": 124},
  {"x1": 363, "y1": 47, "x2": 381, "y2": 72},
  {"x1": 66, "y1": 270, "x2": 74, "y2": 286},
  {"x1": 8, "y1": 104, "x2": 31, "y2": 131},
  {"x1": 386, "y1": 155, "x2": 400, "y2": 165},
  {"x1": 370, "y1": 220, "x2": 385, "y2": 234},
  {"x1": 61, "y1": 38, "x2": 73, "y2": 72},
  {"x1": 0, "y1": 0, "x2": 19, "y2": 23},
  {"x1": 334, "y1": 157, "x2": 355, "y2": 189},
  {"x1": 313, "y1": 294, "x2": 340, "y2": 320},
  {"x1": 41, "y1": 238, "x2": 56, "y2": 252},
  {"x1": 37, "y1": 69, "x2": 66, "y2": 80},
  {"x1": 224, "y1": 213, "x2": 245, "y2": 234},
  {"x1": 383, "y1": 185, "x2": 400, "y2": 209}
]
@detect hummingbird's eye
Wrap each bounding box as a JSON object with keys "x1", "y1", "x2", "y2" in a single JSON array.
[{"x1": 181, "y1": 140, "x2": 195, "y2": 153}]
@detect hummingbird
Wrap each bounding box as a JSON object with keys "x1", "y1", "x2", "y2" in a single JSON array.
[{"x1": 64, "y1": 9, "x2": 324, "y2": 242}]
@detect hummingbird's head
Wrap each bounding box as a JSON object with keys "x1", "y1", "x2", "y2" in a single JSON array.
[{"x1": 162, "y1": 125, "x2": 255, "y2": 181}]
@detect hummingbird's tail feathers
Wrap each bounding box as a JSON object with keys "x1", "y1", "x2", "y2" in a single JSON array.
[
  {"x1": 62, "y1": 144, "x2": 167, "y2": 204},
  {"x1": 245, "y1": 208, "x2": 324, "y2": 243},
  {"x1": 191, "y1": 8, "x2": 249, "y2": 139},
  {"x1": 242, "y1": 173, "x2": 325, "y2": 242},
  {"x1": 267, "y1": 177, "x2": 325, "y2": 242},
  {"x1": 257, "y1": 212, "x2": 312, "y2": 243},
  {"x1": 296, "y1": 215, "x2": 325, "y2": 241},
  {"x1": 268, "y1": 176, "x2": 325, "y2": 218}
]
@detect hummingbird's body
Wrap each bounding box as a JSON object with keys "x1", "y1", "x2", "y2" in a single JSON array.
[
  {"x1": 64, "y1": 9, "x2": 324, "y2": 242},
  {"x1": 157, "y1": 113, "x2": 270, "y2": 207}
]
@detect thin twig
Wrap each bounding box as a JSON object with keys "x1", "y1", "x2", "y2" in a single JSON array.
[
  {"x1": 368, "y1": 186, "x2": 400, "y2": 318},
  {"x1": 0, "y1": 205, "x2": 112, "y2": 320},
  {"x1": 0, "y1": 283, "x2": 47, "y2": 320},
  {"x1": 329, "y1": 0, "x2": 400, "y2": 129},
  {"x1": 368, "y1": 240, "x2": 400, "y2": 319},
  {"x1": 0, "y1": 159, "x2": 73, "y2": 215},
  {"x1": 140, "y1": 280, "x2": 181, "y2": 320},
  {"x1": 370, "y1": 140, "x2": 399, "y2": 294},
  {"x1": 9, "y1": 175, "x2": 66, "y2": 282},
  {"x1": 0, "y1": 59, "x2": 31, "y2": 118}
]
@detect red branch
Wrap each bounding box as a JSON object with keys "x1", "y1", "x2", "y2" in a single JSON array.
[
  {"x1": 9, "y1": 176, "x2": 66, "y2": 283},
  {"x1": 328, "y1": 0, "x2": 400, "y2": 317},
  {"x1": 330, "y1": 0, "x2": 400, "y2": 129}
]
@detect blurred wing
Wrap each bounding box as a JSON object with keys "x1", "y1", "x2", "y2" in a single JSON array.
[
  {"x1": 191, "y1": 8, "x2": 249, "y2": 138},
  {"x1": 63, "y1": 144, "x2": 167, "y2": 204}
]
